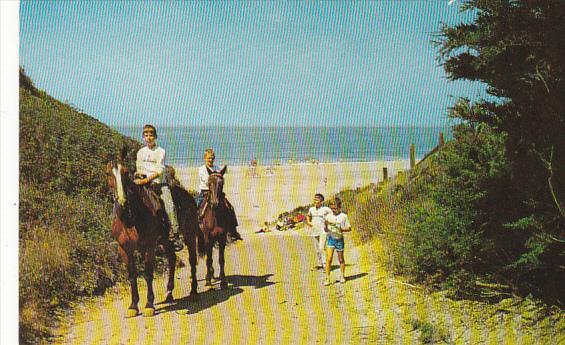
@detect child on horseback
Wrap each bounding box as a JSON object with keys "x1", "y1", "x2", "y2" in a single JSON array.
[
  {"x1": 197, "y1": 148, "x2": 242, "y2": 241},
  {"x1": 133, "y1": 124, "x2": 184, "y2": 251}
]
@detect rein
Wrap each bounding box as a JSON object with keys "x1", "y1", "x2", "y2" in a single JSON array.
[{"x1": 207, "y1": 173, "x2": 225, "y2": 207}]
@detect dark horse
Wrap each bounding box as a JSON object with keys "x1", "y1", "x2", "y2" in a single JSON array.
[
  {"x1": 106, "y1": 158, "x2": 175, "y2": 317},
  {"x1": 200, "y1": 166, "x2": 236, "y2": 289},
  {"x1": 165, "y1": 166, "x2": 206, "y2": 301},
  {"x1": 106, "y1": 158, "x2": 202, "y2": 316}
]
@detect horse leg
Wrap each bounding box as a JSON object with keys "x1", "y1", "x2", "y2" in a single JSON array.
[
  {"x1": 162, "y1": 239, "x2": 176, "y2": 303},
  {"x1": 142, "y1": 248, "x2": 156, "y2": 316},
  {"x1": 119, "y1": 246, "x2": 139, "y2": 317},
  {"x1": 205, "y1": 242, "x2": 215, "y2": 287},
  {"x1": 219, "y1": 237, "x2": 228, "y2": 289},
  {"x1": 188, "y1": 236, "x2": 199, "y2": 301}
]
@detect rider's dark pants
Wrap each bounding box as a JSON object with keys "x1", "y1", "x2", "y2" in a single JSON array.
[{"x1": 196, "y1": 190, "x2": 207, "y2": 208}]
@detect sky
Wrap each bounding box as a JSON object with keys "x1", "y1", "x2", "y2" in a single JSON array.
[{"x1": 19, "y1": 1, "x2": 483, "y2": 127}]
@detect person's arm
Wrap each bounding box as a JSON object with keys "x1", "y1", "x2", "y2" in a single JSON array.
[
  {"x1": 305, "y1": 209, "x2": 312, "y2": 226},
  {"x1": 134, "y1": 149, "x2": 144, "y2": 178},
  {"x1": 323, "y1": 214, "x2": 334, "y2": 232},
  {"x1": 341, "y1": 214, "x2": 352, "y2": 232},
  {"x1": 198, "y1": 166, "x2": 208, "y2": 189}
]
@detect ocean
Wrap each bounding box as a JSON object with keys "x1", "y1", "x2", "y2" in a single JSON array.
[{"x1": 115, "y1": 126, "x2": 451, "y2": 167}]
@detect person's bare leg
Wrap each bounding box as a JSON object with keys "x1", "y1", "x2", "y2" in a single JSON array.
[
  {"x1": 337, "y1": 251, "x2": 346, "y2": 283},
  {"x1": 325, "y1": 247, "x2": 334, "y2": 285}
]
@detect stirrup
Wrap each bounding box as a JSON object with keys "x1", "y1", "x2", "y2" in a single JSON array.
[
  {"x1": 171, "y1": 238, "x2": 184, "y2": 252},
  {"x1": 169, "y1": 233, "x2": 184, "y2": 252}
]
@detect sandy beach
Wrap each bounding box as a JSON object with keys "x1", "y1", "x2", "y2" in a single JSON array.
[{"x1": 175, "y1": 160, "x2": 410, "y2": 233}]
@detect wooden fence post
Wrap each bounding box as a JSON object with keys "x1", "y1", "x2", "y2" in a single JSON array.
[
  {"x1": 383, "y1": 166, "x2": 388, "y2": 181},
  {"x1": 410, "y1": 143, "x2": 416, "y2": 169},
  {"x1": 439, "y1": 132, "x2": 445, "y2": 147}
]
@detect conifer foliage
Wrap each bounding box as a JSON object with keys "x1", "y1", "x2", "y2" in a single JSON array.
[{"x1": 433, "y1": 0, "x2": 564, "y2": 301}]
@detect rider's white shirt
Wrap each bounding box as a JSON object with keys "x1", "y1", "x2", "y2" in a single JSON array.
[
  {"x1": 136, "y1": 146, "x2": 166, "y2": 184},
  {"x1": 198, "y1": 164, "x2": 220, "y2": 192}
]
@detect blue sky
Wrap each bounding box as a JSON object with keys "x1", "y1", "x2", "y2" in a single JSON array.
[{"x1": 20, "y1": 1, "x2": 482, "y2": 127}]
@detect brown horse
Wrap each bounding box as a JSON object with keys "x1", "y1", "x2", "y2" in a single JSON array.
[
  {"x1": 200, "y1": 166, "x2": 235, "y2": 289},
  {"x1": 165, "y1": 166, "x2": 206, "y2": 301},
  {"x1": 106, "y1": 158, "x2": 177, "y2": 317}
]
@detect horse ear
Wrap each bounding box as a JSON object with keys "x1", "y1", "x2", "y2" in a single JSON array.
[
  {"x1": 206, "y1": 167, "x2": 214, "y2": 175},
  {"x1": 220, "y1": 165, "x2": 227, "y2": 175},
  {"x1": 104, "y1": 153, "x2": 116, "y2": 166},
  {"x1": 166, "y1": 165, "x2": 176, "y2": 179}
]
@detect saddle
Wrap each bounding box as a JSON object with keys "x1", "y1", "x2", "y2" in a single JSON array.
[
  {"x1": 198, "y1": 193, "x2": 238, "y2": 229},
  {"x1": 138, "y1": 184, "x2": 163, "y2": 217}
]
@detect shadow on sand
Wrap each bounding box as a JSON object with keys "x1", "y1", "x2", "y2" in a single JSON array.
[
  {"x1": 344, "y1": 272, "x2": 368, "y2": 282},
  {"x1": 156, "y1": 273, "x2": 275, "y2": 315}
]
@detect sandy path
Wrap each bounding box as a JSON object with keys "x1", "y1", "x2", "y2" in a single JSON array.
[
  {"x1": 56, "y1": 234, "x2": 547, "y2": 344},
  {"x1": 58, "y1": 231, "x2": 396, "y2": 345},
  {"x1": 54, "y1": 161, "x2": 554, "y2": 344},
  {"x1": 55, "y1": 161, "x2": 405, "y2": 345}
]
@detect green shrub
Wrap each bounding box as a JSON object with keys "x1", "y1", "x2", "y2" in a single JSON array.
[
  {"x1": 19, "y1": 187, "x2": 124, "y2": 344},
  {"x1": 18, "y1": 69, "x2": 140, "y2": 344},
  {"x1": 394, "y1": 124, "x2": 508, "y2": 295}
]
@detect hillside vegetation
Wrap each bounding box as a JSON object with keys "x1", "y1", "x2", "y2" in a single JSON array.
[
  {"x1": 336, "y1": 123, "x2": 563, "y2": 304},
  {"x1": 19, "y1": 69, "x2": 141, "y2": 344}
]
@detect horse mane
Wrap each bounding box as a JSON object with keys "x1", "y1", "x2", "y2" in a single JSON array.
[
  {"x1": 111, "y1": 164, "x2": 161, "y2": 219},
  {"x1": 166, "y1": 169, "x2": 206, "y2": 257},
  {"x1": 116, "y1": 171, "x2": 159, "y2": 230}
]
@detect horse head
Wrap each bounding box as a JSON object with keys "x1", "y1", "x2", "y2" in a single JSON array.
[
  {"x1": 207, "y1": 165, "x2": 227, "y2": 208},
  {"x1": 106, "y1": 158, "x2": 130, "y2": 207}
]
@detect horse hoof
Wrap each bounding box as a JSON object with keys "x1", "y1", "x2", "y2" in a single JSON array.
[
  {"x1": 205, "y1": 280, "x2": 212, "y2": 287},
  {"x1": 126, "y1": 309, "x2": 139, "y2": 318},
  {"x1": 220, "y1": 282, "x2": 228, "y2": 290},
  {"x1": 188, "y1": 293, "x2": 199, "y2": 302},
  {"x1": 165, "y1": 293, "x2": 174, "y2": 304},
  {"x1": 143, "y1": 307, "x2": 156, "y2": 317}
]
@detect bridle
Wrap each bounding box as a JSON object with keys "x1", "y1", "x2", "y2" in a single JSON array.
[{"x1": 207, "y1": 173, "x2": 224, "y2": 208}]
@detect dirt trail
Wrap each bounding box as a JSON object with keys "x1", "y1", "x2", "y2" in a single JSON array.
[
  {"x1": 54, "y1": 227, "x2": 555, "y2": 345},
  {"x1": 56, "y1": 228, "x2": 385, "y2": 344}
]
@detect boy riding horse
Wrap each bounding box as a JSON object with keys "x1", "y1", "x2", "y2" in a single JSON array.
[
  {"x1": 197, "y1": 148, "x2": 242, "y2": 241},
  {"x1": 133, "y1": 124, "x2": 184, "y2": 251}
]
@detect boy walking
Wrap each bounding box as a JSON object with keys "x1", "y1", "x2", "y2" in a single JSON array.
[
  {"x1": 133, "y1": 124, "x2": 184, "y2": 251},
  {"x1": 306, "y1": 193, "x2": 332, "y2": 269},
  {"x1": 324, "y1": 197, "x2": 352, "y2": 285}
]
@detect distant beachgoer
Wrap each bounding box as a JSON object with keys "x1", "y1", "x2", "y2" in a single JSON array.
[
  {"x1": 306, "y1": 193, "x2": 332, "y2": 270},
  {"x1": 256, "y1": 221, "x2": 271, "y2": 234},
  {"x1": 196, "y1": 148, "x2": 242, "y2": 241},
  {"x1": 133, "y1": 124, "x2": 184, "y2": 251},
  {"x1": 323, "y1": 197, "x2": 352, "y2": 285}
]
